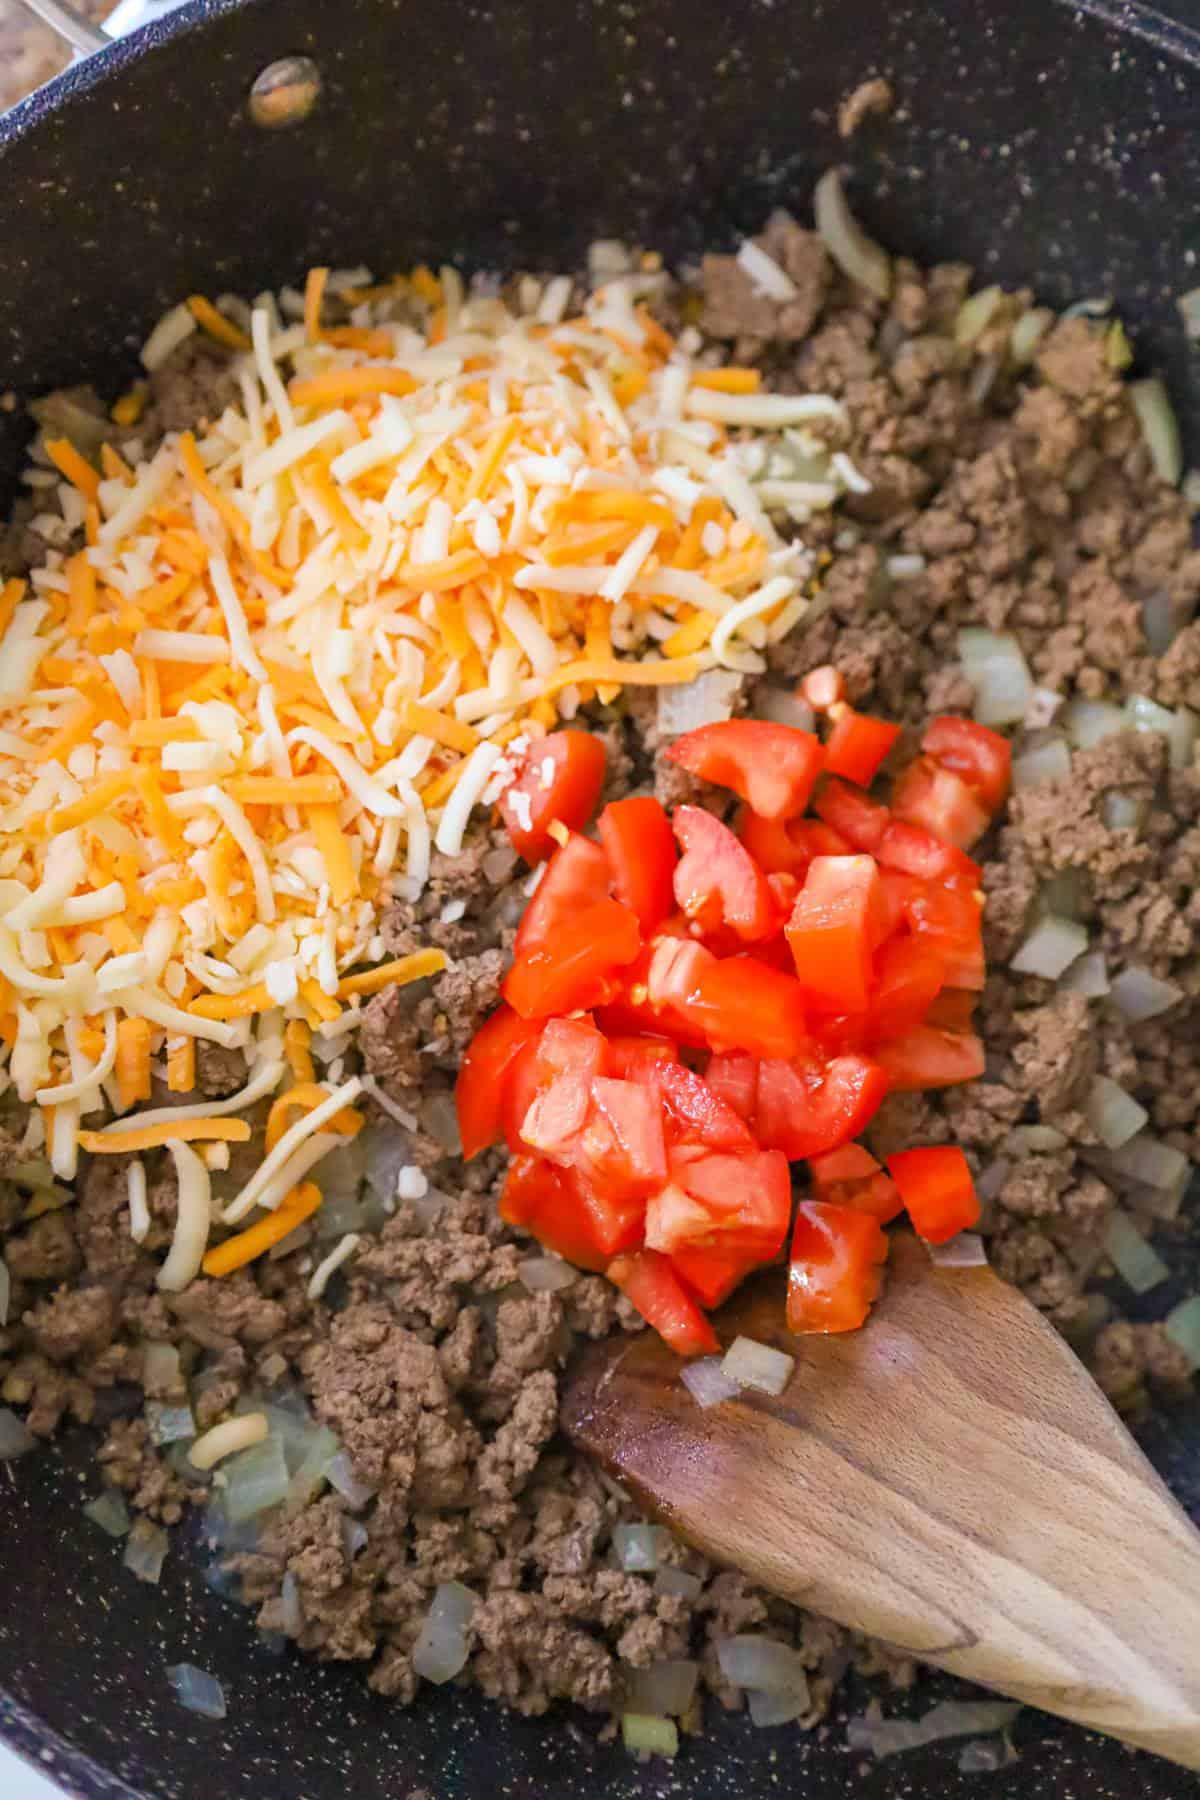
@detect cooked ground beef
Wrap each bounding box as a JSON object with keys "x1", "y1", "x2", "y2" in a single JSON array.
[{"x1": 3, "y1": 224, "x2": 1199, "y2": 1745}]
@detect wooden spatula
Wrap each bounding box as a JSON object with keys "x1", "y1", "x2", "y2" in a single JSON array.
[{"x1": 562, "y1": 1232, "x2": 1200, "y2": 1769}]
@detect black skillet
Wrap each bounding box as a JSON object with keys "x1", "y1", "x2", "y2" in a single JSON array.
[{"x1": 2, "y1": 0, "x2": 1200, "y2": 1793}]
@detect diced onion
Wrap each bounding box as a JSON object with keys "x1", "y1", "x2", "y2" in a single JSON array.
[
  {"x1": 518, "y1": 1255, "x2": 576, "y2": 1292},
  {"x1": 1086, "y1": 1075, "x2": 1148, "y2": 1150},
  {"x1": 681, "y1": 1355, "x2": 741, "y2": 1409},
  {"x1": 143, "y1": 1342, "x2": 183, "y2": 1396},
  {"x1": 1142, "y1": 591, "x2": 1178, "y2": 655},
  {"x1": 756, "y1": 686, "x2": 816, "y2": 731},
  {"x1": 813, "y1": 169, "x2": 891, "y2": 299},
  {"x1": 1103, "y1": 1212, "x2": 1169, "y2": 1295},
  {"x1": 124, "y1": 1519, "x2": 169, "y2": 1584},
  {"x1": 929, "y1": 1233, "x2": 988, "y2": 1268},
  {"x1": 1061, "y1": 698, "x2": 1126, "y2": 749},
  {"x1": 280, "y1": 1570, "x2": 302, "y2": 1635},
  {"x1": 0, "y1": 1254, "x2": 8, "y2": 1328},
  {"x1": 848, "y1": 1699, "x2": 1021, "y2": 1759},
  {"x1": 1010, "y1": 307, "x2": 1054, "y2": 364},
  {"x1": 956, "y1": 629, "x2": 1033, "y2": 727},
  {"x1": 1165, "y1": 1296, "x2": 1200, "y2": 1370},
  {"x1": 656, "y1": 669, "x2": 743, "y2": 737},
  {"x1": 1101, "y1": 791, "x2": 1146, "y2": 832},
  {"x1": 222, "y1": 1435, "x2": 289, "y2": 1523},
  {"x1": 0, "y1": 1408, "x2": 36, "y2": 1459},
  {"x1": 1177, "y1": 288, "x2": 1200, "y2": 340},
  {"x1": 954, "y1": 285, "x2": 1003, "y2": 347},
  {"x1": 613, "y1": 1523, "x2": 668, "y2": 1572},
  {"x1": 147, "y1": 1402, "x2": 198, "y2": 1447},
  {"x1": 1108, "y1": 966, "x2": 1183, "y2": 1022},
  {"x1": 1009, "y1": 914, "x2": 1087, "y2": 980},
  {"x1": 1061, "y1": 949, "x2": 1109, "y2": 998},
  {"x1": 1012, "y1": 738, "x2": 1070, "y2": 789},
  {"x1": 1129, "y1": 377, "x2": 1182, "y2": 487},
  {"x1": 84, "y1": 1490, "x2": 131, "y2": 1538},
  {"x1": 716, "y1": 1635, "x2": 810, "y2": 1698},
  {"x1": 1005, "y1": 1124, "x2": 1068, "y2": 1156},
  {"x1": 1110, "y1": 1133, "x2": 1189, "y2": 1192},
  {"x1": 341, "y1": 1518, "x2": 369, "y2": 1559},
  {"x1": 974, "y1": 1159, "x2": 1011, "y2": 1202},
  {"x1": 1024, "y1": 686, "x2": 1064, "y2": 730},
  {"x1": 960, "y1": 1738, "x2": 1016, "y2": 1773},
  {"x1": 167, "y1": 1664, "x2": 227, "y2": 1721},
  {"x1": 721, "y1": 1335, "x2": 795, "y2": 1396},
  {"x1": 412, "y1": 1581, "x2": 476, "y2": 1684},
  {"x1": 285, "y1": 1424, "x2": 340, "y2": 1511},
  {"x1": 627, "y1": 1659, "x2": 699, "y2": 1717},
  {"x1": 621, "y1": 1713, "x2": 679, "y2": 1758},
  {"x1": 655, "y1": 1566, "x2": 703, "y2": 1601},
  {"x1": 1125, "y1": 692, "x2": 1182, "y2": 762},
  {"x1": 748, "y1": 1687, "x2": 809, "y2": 1727},
  {"x1": 327, "y1": 1449, "x2": 376, "y2": 1510}
]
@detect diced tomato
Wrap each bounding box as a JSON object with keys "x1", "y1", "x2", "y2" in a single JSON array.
[
  {"x1": 824, "y1": 709, "x2": 902, "y2": 788},
  {"x1": 704, "y1": 1050, "x2": 759, "y2": 1125},
  {"x1": 670, "y1": 1243, "x2": 761, "y2": 1308},
  {"x1": 576, "y1": 1181, "x2": 648, "y2": 1258},
  {"x1": 576, "y1": 1076, "x2": 669, "y2": 1199},
  {"x1": 875, "y1": 1026, "x2": 985, "y2": 1090},
  {"x1": 891, "y1": 759, "x2": 991, "y2": 850},
  {"x1": 514, "y1": 832, "x2": 611, "y2": 956},
  {"x1": 808, "y1": 1144, "x2": 880, "y2": 1187},
  {"x1": 922, "y1": 716, "x2": 1011, "y2": 813},
  {"x1": 647, "y1": 1145, "x2": 792, "y2": 1261},
  {"x1": 456, "y1": 1005, "x2": 543, "y2": 1159},
  {"x1": 607, "y1": 1036, "x2": 679, "y2": 1079},
  {"x1": 878, "y1": 872, "x2": 984, "y2": 991},
  {"x1": 686, "y1": 952, "x2": 812, "y2": 1061},
  {"x1": 504, "y1": 897, "x2": 642, "y2": 1018},
  {"x1": 598, "y1": 796, "x2": 678, "y2": 934},
  {"x1": 755, "y1": 1053, "x2": 888, "y2": 1160},
  {"x1": 786, "y1": 855, "x2": 888, "y2": 1014},
  {"x1": 864, "y1": 936, "x2": 946, "y2": 1043},
  {"x1": 787, "y1": 1201, "x2": 888, "y2": 1333},
  {"x1": 808, "y1": 1143, "x2": 902, "y2": 1223},
  {"x1": 499, "y1": 1154, "x2": 609, "y2": 1271},
  {"x1": 737, "y1": 809, "x2": 850, "y2": 876},
  {"x1": 673, "y1": 806, "x2": 779, "y2": 941},
  {"x1": 812, "y1": 777, "x2": 890, "y2": 853},
  {"x1": 499, "y1": 729, "x2": 607, "y2": 862},
  {"x1": 520, "y1": 1069, "x2": 593, "y2": 1158},
  {"x1": 502, "y1": 1035, "x2": 549, "y2": 1153},
  {"x1": 608, "y1": 1249, "x2": 720, "y2": 1355},
  {"x1": 877, "y1": 818, "x2": 981, "y2": 885},
  {"x1": 638, "y1": 1059, "x2": 756, "y2": 1150},
  {"x1": 801, "y1": 665, "x2": 845, "y2": 711},
  {"x1": 886, "y1": 1144, "x2": 980, "y2": 1243},
  {"x1": 666, "y1": 720, "x2": 825, "y2": 821},
  {"x1": 534, "y1": 1014, "x2": 612, "y2": 1081}
]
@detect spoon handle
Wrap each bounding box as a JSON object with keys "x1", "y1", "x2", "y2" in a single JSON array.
[{"x1": 565, "y1": 1236, "x2": 1200, "y2": 1768}]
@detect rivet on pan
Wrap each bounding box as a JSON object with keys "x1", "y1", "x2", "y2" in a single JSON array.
[{"x1": 249, "y1": 56, "x2": 321, "y2": 129}]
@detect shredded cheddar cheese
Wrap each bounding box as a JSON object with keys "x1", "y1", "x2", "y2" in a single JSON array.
[{"x1": 0, "y1": 251, "x2": 854, "y2": 1208}]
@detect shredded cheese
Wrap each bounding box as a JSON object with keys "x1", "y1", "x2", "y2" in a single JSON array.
[
  {"x1": 0, "y1": 253, "x2": 840, "y2": 1287},
  {"x1": 188, "y1": 1412, "x2": 270, "y2": 1469}
]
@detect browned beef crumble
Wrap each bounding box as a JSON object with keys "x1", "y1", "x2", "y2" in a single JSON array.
[{"x1": 3, "y1": 221, "x2": 1200, "y2": 1737}]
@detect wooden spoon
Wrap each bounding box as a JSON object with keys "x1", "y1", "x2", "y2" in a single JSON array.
[{"x1": 562, "y1": 1232, "x2": 1200, "y2": 1769}]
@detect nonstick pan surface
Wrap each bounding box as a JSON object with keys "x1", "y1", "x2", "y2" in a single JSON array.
[{"x1": 2, "y1": 1, "x2": 1200, "y2": 1793}]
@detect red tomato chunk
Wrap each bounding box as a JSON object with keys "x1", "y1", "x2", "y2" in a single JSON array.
[
  {"x1": 666, "y1": 720, "x2": 825, "y2": 820},
  {"x1": 500, "y1": 730, "x2": 607, "y2": 862},
  {"x1": 886, "y1": 1145, "x2": 980, "y2": 1243}
]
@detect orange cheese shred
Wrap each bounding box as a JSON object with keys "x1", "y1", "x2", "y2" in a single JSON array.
[
  {"x1": 44, "y1": 438, "x2": 100, "y2": 502},
  {"x1": 78, "y1": 1118, "x2": 253, "y2": 1153},
  {"x1": 201, "y1": 1182, "x2": 322, "y2": 1278},
  {"x1": 336, "y1": 947, "x2": 447, "y2": 999}
]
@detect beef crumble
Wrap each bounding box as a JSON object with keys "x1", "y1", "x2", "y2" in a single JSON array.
[{"x1": 3, "y1": 221, "x2": 1200, "y2": 1744}]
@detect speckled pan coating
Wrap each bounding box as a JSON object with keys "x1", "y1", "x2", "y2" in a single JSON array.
[{"x1": 2, "y1": 0, "x2": 1200, "y2": 1794}]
